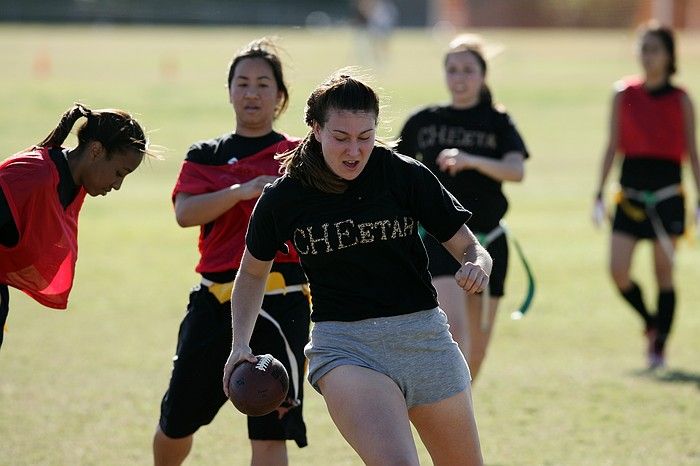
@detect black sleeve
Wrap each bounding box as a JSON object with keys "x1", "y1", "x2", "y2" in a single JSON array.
[
  {"x1": 245, "y1": 184, "x2": 287, "y2": 261},
  {"x1": 0, "y1": 185, "x2": 19, "y2": 247},
  {"x1": 405, "y1": 157, "x2": 471, "y2": 242},
  {"x1": 396, "y1": 115, "x2": 419, "y2": 158},
  {"x1": 184, "y1": 139, "x2": 215, "y2": 164},
  {"x1": 496, "y1": 111, "x2": 529, "y2": 158}
]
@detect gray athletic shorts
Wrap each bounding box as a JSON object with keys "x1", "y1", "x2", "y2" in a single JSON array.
[{"x1": 305, "y1": 308, "x2": 471, "y2": 408}]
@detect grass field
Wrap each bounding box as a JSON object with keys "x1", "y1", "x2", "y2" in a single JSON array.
[{"x1": 0, "y1": 24, "x2": 699, "y2": 465}]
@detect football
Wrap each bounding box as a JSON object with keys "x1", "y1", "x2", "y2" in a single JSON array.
[{"x1": 227, "y1": 354, "x2": 289, "y2": 416}]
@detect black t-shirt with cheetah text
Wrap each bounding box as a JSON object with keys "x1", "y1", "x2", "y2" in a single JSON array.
[
  {"x1": 397, "y1": 102, "x2": 528, "y2": 231},
  {"x1": 246, "y1": 147, "x2": 471, "y2": 322}
]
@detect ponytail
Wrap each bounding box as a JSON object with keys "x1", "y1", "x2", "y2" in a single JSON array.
[
  {"x1": 38, "y1": 103, "x2": 91, "y2": 148},
  {"x1": 480, "y1": 84, "x2": 494, "y2": 108},
  {"x1": 277, "y1": 132, "x2": 348, "y2": 194},
  {"x1": 37, "y1": 103, "x2": 149, "y2": 159}
]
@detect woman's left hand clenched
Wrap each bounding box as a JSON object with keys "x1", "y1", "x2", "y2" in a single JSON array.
[{"x1": 455, "y1": 262, "x2": 489, "y2": 294}]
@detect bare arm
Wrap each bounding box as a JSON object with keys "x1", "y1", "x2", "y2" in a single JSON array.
[
  {"x1": 174, "y1": 175, "x2": 278, "y2": 227},
  {"x1": 222, "y1": 249, "x2": 273, "y2": 396},
  {"x1": 681, "y1": 93, "x2": 700, "y2": 199},
  {"x1": 594, "y1": 91, "x2": 622, "y2": 198},
  {"x1": 442, "y1": 224, "x2": 492, "y2": 294},
  {"x1": 437, "y1": 150, "x2": 525, "y2": 182}
]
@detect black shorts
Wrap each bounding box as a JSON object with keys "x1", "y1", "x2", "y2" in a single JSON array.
[
  {"x1": 158, "y1": 283, "x2": 311, "y2": 447},
  {"x1": 424, "y1": 229, "x2": 508, "y2": 297},
  {"x1": 612, "y1": 195, "x2": 685, "y2": 239}
]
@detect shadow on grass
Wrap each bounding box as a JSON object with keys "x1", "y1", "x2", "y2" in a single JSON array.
[{"x1": 630, "y1": 367, "x2": 700, "y2": 390}]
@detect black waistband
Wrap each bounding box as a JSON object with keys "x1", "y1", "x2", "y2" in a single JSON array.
[
  {"x1": 201, "y1": 270, "x2": 237, "y2": 283},
  {"x1": 201, "y1": 262, "x2": 307, "y2": 286}
]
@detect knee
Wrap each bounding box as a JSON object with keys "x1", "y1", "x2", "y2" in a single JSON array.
[
  {"x1": 376, "y1": 456, "x2": 419, "y2": 466},
  {"x1": 153, "y1": 428, "x2": 193, "y2": 466},
  {"x1": 609, "y1": 264, "x2": 629, "y2": 289},
  {"x1": 251, "y1": 440, "x2": 287, "y2": 466},
  {"x1": 251, "y1": 439, "x2": 286, "y2": 454}
]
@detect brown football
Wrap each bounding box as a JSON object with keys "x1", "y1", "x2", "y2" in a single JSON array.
[{"x1": 227, "y1": 354, "x2": 289, "y2": 416}]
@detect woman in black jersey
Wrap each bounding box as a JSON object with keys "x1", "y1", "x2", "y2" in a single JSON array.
[
  {"x1": 593, "y1": 23, "x2": 700, "y2": 369},
  {"x1": 153, "y1": 38, "x2": 311, "y2": 466},
  {"x1": 224, "y1": 72, "x2": 491, "y2": 465},
  {"x1": 397, "y1": 34, "x2": 528, "y2": 381},
  {"x1": 0, "y1": 103, "x2": 148, "y2": 350}
]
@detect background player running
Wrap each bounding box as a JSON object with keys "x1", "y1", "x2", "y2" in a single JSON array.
[{"x1": 397, "y1": 34, "x2": 529, "y2": 381}]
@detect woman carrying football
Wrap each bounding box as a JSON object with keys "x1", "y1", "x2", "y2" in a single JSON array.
[{"x1": 224, "y1": 71, "x2": 489, "y2": 465}]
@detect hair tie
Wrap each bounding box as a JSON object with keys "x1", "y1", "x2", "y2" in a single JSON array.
[{"x1": 75, "y1": 103, "x2": 92, "y2": 118}]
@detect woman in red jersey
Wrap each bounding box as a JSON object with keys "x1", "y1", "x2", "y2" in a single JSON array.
[
  {"x1": 0, "y1": 103, "x2": 148, "y2": 350},
  {"x1": 593, "y1": 22, "x2": 700, "y2": 369},
  {"x1": 153, "y1": 38, "x2": 311, "y2": 466}
]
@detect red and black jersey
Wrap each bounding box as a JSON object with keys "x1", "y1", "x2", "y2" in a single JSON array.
[
  {"x1": 172, "y1": 131, "x2": 301, "y2": 276},
  {"x1": 618, "y1": 77, "x2": 687, "y2": 163},
  {"x1": 0, "y1": 146, "x2": 86, "y2": 309},
  {"x1": 616, "y1": 77, "x2": 688, "y2": 190}
]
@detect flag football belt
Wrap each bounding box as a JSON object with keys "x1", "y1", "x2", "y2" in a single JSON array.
[
  {"x1": 615, "y1": 184, "x2": 683, "y2": 263},
  {"x1": 614, "y1": 184, "x2": 683, "y2": 222},
  {"x1": 475, "y1": 224, "x2": 506, "y2": 248},
  {"x1": 201, "y1": 272, "x2": 310, "y2": 305},
  {"x1": 475, "y1": 221, "x2": 536, "y2": 331}
]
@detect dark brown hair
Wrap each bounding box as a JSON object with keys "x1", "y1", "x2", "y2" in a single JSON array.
[
  {"x1": 640, "y1": 21, "x2": 677, "y2": 77},
  {"x1": 445, "y1": 34, "x2": 493, "y2": 107},
  {"x1": 38, "y1": 103, "x2": 148, "y2": 159},
  {"x1": 278, "y1": 72, "x2": 380, "y2": 194},
  {"x1": 227, "y1": 37, "x2": 290, "y2": 119}
]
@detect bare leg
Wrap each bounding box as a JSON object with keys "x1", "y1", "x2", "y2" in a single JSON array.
[
  {"x1": 609, "y1": 233, "x2": 638, "y2": 289},
  {"x1": 652, "y1": 237, "x2": 676, "y2": 290},
  {"x1": 250, "y1": 440, "x2": 287, "y2": 466},
  {"x1": 466, "y1": 294, "x2": 499, "y2": 381},
  {"x1": 317, "y1": 365, "x2": 420, "y2": 466},
  {"x1": 409, "y1": 387, "x2": 483, "y2": 466},
  {"x1": 153, "y1": 427, "x2": 192, "y2": 466},
  {"x1": 610, "y1": 232, "x2": 657, "y2": 331},
  {"x1": 434, "y1": 276, "x2": 470, "y2": 358}
]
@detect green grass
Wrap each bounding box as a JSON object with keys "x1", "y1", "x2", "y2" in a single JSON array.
[{"x1": 1, "y1": 24, "x2": 699, "y2": 465}]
